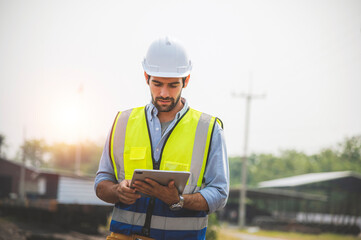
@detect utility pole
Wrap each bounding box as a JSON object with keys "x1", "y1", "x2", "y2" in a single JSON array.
[
  {"x1": 75, "y1": 143, "x2": 81, "y2": 175},
  {"x1": 75, "y1": 84, "x2": 84, "y2": 175},
  {"x1": 19, "y1": 127, "x2": 26, "y2": 203},
  {"x1": 232, "y1": 73, "x2": 265, "y2": 229}
]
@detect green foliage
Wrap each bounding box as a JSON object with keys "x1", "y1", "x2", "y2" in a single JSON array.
[
  {"x1": 0, "y1": 133, "x2": 7, "y2": 157},
  {"x1": 21, "y1": 139, "x2": 47, "y2": 168},
  {"x1": 230, "y1": 135, "x2": 361, "y2": 187},
  {"x1": 48, "y1": 142, "x2": 77, "y2": 170},
  {"x1": 47, "y1": 140, "x2": 103, "y2": 174},
  {"x1": 229, "y1": 156, "x2": 242, "y2": 187},
  {"x1": 339, "y1": 135, "x2": 361, "y2": 172},
  {"x1": 13, "y1": 138, "x2": 103, "y2": 175}
]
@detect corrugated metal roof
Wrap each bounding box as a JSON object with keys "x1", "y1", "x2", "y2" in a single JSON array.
[
  {"x1": 57, "y1": 176, "x2": 111, "y2": 205},
  {"x1": 229, "y1": 187, "x2": 327, "y2": 201},
  {"x1": 1, "y1": 158, "x2": 94, "y2": 179},
  {"x1": 258, "y1": 171, "x2": 361, "y2": 188},
  {"x1": 0, "y1": 157, "x2": 39, "y2": 173}
]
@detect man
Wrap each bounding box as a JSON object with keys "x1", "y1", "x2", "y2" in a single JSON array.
[{"x1": 95, "y1": 36, "x2": 229, "y2": 240}]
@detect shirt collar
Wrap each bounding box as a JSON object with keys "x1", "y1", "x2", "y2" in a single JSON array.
[{"x1": 146, "y1": 97, "x2": 189, "y2": 122}]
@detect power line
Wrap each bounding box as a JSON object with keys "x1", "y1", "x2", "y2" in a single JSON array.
[{"x1": 232, "y1": 73, "x2": 266, "y2": 229}]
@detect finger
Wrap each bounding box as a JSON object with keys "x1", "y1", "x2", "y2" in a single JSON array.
[
  {"x1": 120, "y1": 179, "x2": 133, "y2": 188},
  {"x1": 133, "y1": 184, "x2": 151, "y2": 194},
  {"x1": 117, "y1": 180, "x2": 135, "y2": 193},
  {"x1": 120, "y1": 197, "x2": 136, "y2": 205},
  {"x1": 144, "y1": 178, "x2": 159, "y2": 187},
  {"x1": 133, "y1": 180, "x2": 153, "y2": 190},
  {"x1": 168, "y1": 180, "x2": 175, "y2": 188},
  {"x1": 120, "y1": 192, "x2": 141, "y2": 203},
  {"x1": 119, "y1": 184, "x2": 137, "y2": 193},
  {"x1": 122, "y1": 187, "x2": 137, "y2": 194},
  {"x1": 125, "y1": 179, "x2": 132, "y2": 187},
  {"x1": 119, "y1": 194, "x2": 133, "y2": 203},
  {"x1": 118, "y1": 184, "x2": 141, "y2": 197},
  {"x1": 134, "y1": 183, "x2": 156, "y2": 196},
  {"x1": 122, "y1": 191, "x2": 141, "y2": 199},
  {"x1": 134, "y1": 180, "x2": 153, "y2": 189}
]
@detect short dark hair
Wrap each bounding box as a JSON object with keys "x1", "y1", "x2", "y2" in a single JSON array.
[{"x1": 147, "y1": 75, "x2": 187, "y2": 87}]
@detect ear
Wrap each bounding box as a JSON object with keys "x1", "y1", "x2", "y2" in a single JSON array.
[
  {"x1": 144, "y1": 71, "x2": 150, "y2": 85},
  {"x1": 183, "y1": 75, "x2": 190, "y2": 88}
]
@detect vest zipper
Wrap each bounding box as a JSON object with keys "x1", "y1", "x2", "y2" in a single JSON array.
[
  {"x1": 141, "y1": 107, "x2": 189, "y2": 236},
  {"x1": 158, "y1": 107, "x2": 190, "y2": 166},
  {"x1": 144, "y1": 107, "x2": 190, "y2": 170},
  {"x1": 141, "y1": 197, "x2": 156, "y2": 237}
]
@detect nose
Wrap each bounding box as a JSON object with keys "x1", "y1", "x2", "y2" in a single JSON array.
[{"x1": 159, "y1": 85, "x2": 170, "y2": 98}]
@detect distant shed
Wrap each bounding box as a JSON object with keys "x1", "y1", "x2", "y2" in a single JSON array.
[
  {"x1": 57, "y1": 175, "x2": 107, "y2": 205},
  {"x1": 221, "y1": 171, "x2": 361, "y2": 234},
  {"x1": 0, "y1": 157, "x2": 45, "y2": 198},
  {"x1": 0, "y1": 158, "x2": 112, "y2": 232},
  {"x1": 259, "y1": 171, "x2": 361, "y2": 191},
  {"x1": 0, "y1": 157, "x2": 108, "y2": 206},
  {"x1": 220, "y1": 187, "x2": 327, "y2": 224},
  {"x1": 258, "y1": 171, "x2": 361, "y2": 215},
  {"x1": 257, "y1": 171, "x2": 361, "y2": 233}
]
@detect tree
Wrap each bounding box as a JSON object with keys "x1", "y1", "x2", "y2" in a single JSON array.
[
  {"x1": 0, "y1": 134, "x2": 5, "y2": 157},
  {"x1": 21, "y1": 139, "x2": 47, "y2": 168},
  {"x1": 48, "y1": 140, "x2": 103, "y2": 175},
  {"x1": 229, "y1": 135, "x2": 361, "y2": 189},
  {"x1": 79, "y1": 140, "x2": 103, "y2": 174},
  {"x1": 338, "y1": 135, "x2": 361, "y2": 172},
  {"x1": 313, "y1": 148, "x2": 339, "y2": 172},
  {"x1": 48, "y1": 142, "x2": 77, "y2": 171}
]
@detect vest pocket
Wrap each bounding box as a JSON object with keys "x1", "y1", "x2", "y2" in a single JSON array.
[
  {"x1": 130, "y1": 147, "x2": 147, "y2": 160},
  {"x1": 163, "y1": 161, "x2": 189, "y2": 172},
  {"x1": 127, "y1": 147, "x2": 147, "y2": 177}
]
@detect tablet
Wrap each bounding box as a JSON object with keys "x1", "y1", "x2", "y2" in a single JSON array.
[{"x1": 130, "y1": 169, "x2": 190, "y2": 194}]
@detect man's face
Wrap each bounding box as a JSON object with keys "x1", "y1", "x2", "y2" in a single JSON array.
[{"x1": 148, "y1": 76, "x2": 184, "y2": 112}]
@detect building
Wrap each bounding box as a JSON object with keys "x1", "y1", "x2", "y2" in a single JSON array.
[
  {"x1": 0, "y1": 157, "x2": 107, "y2": 205},
  {"x1": 222, "y1": 171, "x2": 361, "y2": 234},
  {"x1": 0, "y1": 157, "x2": 112, "y2": 232}
]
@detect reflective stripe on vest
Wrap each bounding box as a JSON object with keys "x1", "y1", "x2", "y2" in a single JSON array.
[
  {"x1": 109, "y1": 106, "x2": 216, "y2": 193},
  {"x1": 112, "y1": 208, "x2": 208, "y2": 231},
  {"x1": 108, "y1": 106, "x2": 218, "y2": 236},
  {"x1": 109, "y1": 109, "x2": 133, "y2": 181}
]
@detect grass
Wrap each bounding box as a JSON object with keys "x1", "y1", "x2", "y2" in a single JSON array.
[
  {"x1": 248, "y1": 231, "x2": 359, "y2": 240},
  {"x1": 218, "y1": 225, "x2": 360, "y2": 240}
]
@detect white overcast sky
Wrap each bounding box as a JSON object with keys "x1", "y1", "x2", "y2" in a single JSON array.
[{"x1": 0, "y1": 0, "x2": 360, "y2": 158}]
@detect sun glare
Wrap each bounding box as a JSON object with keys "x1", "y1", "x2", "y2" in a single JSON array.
[
  {"x1": 60, "y1": 105, "x2": 79, "y2": 128},
  {"x1": 51, "y1": 98, "x2": 83, "y2": 143}
]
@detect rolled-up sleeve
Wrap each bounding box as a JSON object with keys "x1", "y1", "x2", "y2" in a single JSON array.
[
  {"x1": 199, "y1": 122, "x2": 229, "y2": 213},
  {"x1": 94, "y1": 131, "x2": 117, "y2": 192}
]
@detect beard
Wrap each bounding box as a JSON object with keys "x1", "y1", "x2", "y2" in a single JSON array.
[{"x1": 152, "y1": 93, "x2": 182, "y2": 112}]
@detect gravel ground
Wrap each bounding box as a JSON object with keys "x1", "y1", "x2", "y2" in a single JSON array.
[
  {"x1": 0, "y1": 218, "x2": 26, "y2": 240},
  {"x1": 0, "y1": 217, "x2": 108, "y2": 240}
]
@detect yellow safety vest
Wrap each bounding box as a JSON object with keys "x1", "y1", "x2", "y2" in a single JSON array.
[{"x1": 109, "y1": 106, "x2": 220, "y2": 194}]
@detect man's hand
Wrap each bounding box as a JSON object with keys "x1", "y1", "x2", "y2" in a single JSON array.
[
  {"x1": 133, "y1": 178, "x2": 180, "y2": 205},
  {"x1": 96, "y1": 180, "x2": 140, "y2": 205},
  {"x1": 116, "y1": 179, "x2": 141, "y2": 205},
  {"x1": 97, "y1": 179, "x2": 209, "y2": 211}
]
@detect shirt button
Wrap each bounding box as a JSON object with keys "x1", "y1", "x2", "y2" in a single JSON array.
[
  {"x1": 156, "y1": 128, "x2": 159, "y2": 131},
  {"x1": 156, "y1": 148, "x2": 159, "y2": 152}
]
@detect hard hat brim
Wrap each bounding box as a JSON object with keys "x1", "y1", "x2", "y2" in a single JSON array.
[
  {"x1": 142, "y1": 60, "x2": 192, "y2": 78},
  {"x1": 143, "y1": 70, "x2": 191, "y2": 78}
]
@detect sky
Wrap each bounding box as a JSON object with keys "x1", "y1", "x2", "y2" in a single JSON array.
[{"x1": 0, "y1": 0, "x2": 360, "y2": 158}]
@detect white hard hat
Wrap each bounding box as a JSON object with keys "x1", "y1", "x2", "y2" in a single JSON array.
[{"x1": 142, "y1": 36, "x2": 192, "y2": 78}]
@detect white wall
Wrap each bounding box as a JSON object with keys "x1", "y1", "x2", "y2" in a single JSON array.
[{"x1": 57, "y1": 176, "x2": 111, "y2": 205}]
